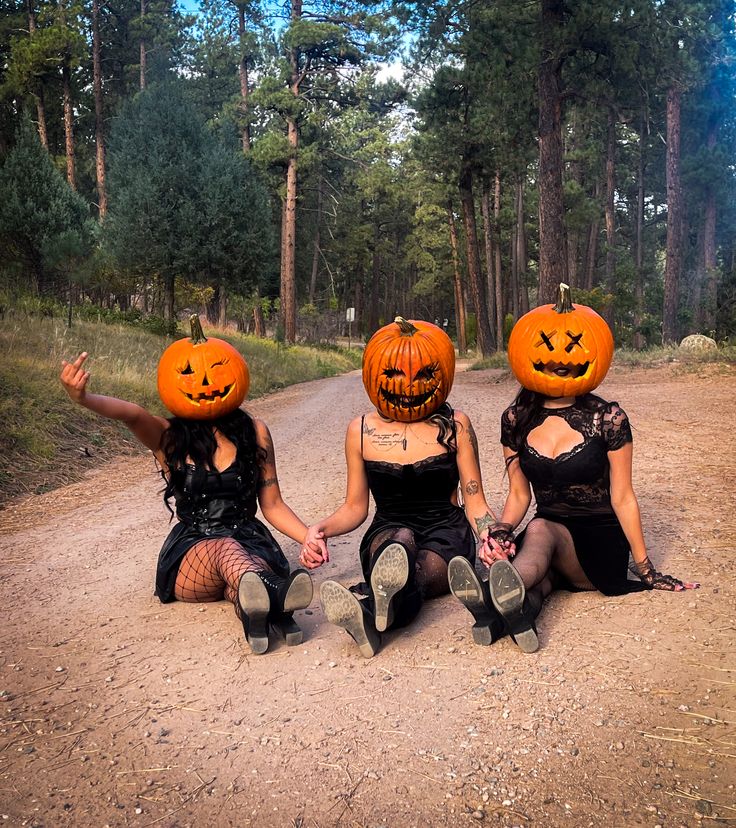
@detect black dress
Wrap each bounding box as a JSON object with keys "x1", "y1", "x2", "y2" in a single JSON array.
[
  {"x1": 501, "y1": 397, "x2": 649, "y2": 595},
  {"x1": 155, "y1": 462, "x2": 289, "y2": 602},
  {"x1": 358, "y1": 415, "x2": 476, "y2": 580}
]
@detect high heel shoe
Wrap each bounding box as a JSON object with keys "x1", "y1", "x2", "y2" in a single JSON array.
[
  {"x1": 320, "y1": 580, "x2": 381, "y2": 658},
  {"x1": 447, "y1": 556, "x2": 505, "y2": 646},
  {"x1": 369, "y1": 542, "x2": 410, "y2": 632},
  {"x1": 488, "y1": 559, "x2": 539, "y2": 653}
]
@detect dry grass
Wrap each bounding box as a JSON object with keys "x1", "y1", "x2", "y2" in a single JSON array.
[{"x1": 0, "y1": 316, "x2": 361, "y2": 503}]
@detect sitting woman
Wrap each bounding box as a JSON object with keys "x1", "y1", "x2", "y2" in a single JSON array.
[
  {"x1": 448, "y1": 284, "x2": 699, "y2": 654},
  {"x1": 60, "y1": 316, "x2": 322, "y2": 654},
  {"x1": 301, "y1": 317, "x2": 501, "y2": 657}
]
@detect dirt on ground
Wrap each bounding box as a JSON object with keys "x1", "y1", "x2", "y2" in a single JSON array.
[{"x1": 0, "y1": 363, "x2": 734, "y2": 828}]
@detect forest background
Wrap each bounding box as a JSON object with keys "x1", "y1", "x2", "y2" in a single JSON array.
[{"x1": 1, "y1": 0, "x2": 736, "y2": 353}]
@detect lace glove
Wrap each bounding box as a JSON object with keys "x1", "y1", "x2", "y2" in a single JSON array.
[
  {"x1": 488, "y1": 521, "x2": 515, "y2": 547},
  {"x1": 630, "y1": 557, "x2": 700, "y2": 591}
]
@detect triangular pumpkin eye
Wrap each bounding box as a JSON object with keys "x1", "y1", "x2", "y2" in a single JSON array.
[
  {"x1": 179, "y1": 362, "x2": 194, "y2": 375},
  {"x1": 382, "y1": 368, "x2": 404, "y2": 378}
]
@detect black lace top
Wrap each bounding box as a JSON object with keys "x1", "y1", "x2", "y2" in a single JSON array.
[{"x1": 501, "y1": 398, "x2": 633, "y2": 518}]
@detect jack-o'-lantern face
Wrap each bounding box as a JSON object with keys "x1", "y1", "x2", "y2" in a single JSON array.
[
  {"x1": 157, "y1": 314, "x2": 250, "y2": 419},
  {"x1": 507, "y1": 283, "x2": 614, "y2": 397},
  {"x1": 362, "y1": 317, "x2": 455, "y2": 422}
]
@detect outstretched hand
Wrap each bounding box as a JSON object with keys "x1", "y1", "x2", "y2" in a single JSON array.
[
  {"x1": 633, "y1": 557, "x2": 700, "y2": 591},
  {"x1": 299, "y1": 525, "x2": 329, "y2": 570},
  {"x1": 60, "y1": 352, "x2": 90, "y2": 404}
]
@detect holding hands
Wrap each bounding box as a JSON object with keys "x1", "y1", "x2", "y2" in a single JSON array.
[
  {"x1": 300, "y1": 525, "x2": 329, "y2": 570},
  {"x1": 478, "y1": 522, "x2": 516, "y2": 567}
]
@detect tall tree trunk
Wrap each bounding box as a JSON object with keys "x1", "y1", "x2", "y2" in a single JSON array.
[
  {"x1": 367, "y1": 222, "x2": 380, "y2": 334},
  {"x1": 480, "y1": 183, "x2": 497, "y2": 349},
  {"x1": 516, "y1": 178, "x2": 529, "y2": 314},
  {"x1": 139, "y1": 0, "x2": 147, "y2": 90},
  {"x1": 280, "y1": 0, "x2": 301, "y2": 344},
  {"x1": 218, "y1": 282, "x2": 227, "y2": 327},
  {"x1": 566, "y1": 108, "x2": 582, "y2": 288},
  {"x1": 537, "y1": 0, "x2": 567, "y2": 303},
  {"x1": 633, "y1": 107, "x2": 646, "y2": 349},
  {"x1": 92, "y1": 0, "x2": 107, "y2": 218},
  {"x1": 253, "y1": 289, "x2": 265, "y2": 336},
  {"x1": 458, "y1": 165, "x2": 493, "y2": 356},
  {"x1": 447, "y1": 202, "x2": 467, "y2": 354},
  {"x1": 309, "y1": 175, "x2": 323, "y2": 304},
  {"x1": 494, "y1": 171, "x2": 504, "y2": 344},
  {"x1": 237, "y1": 4, "x2": 251, "y2": 153},
  {"x1": 701, "y1": 116, "x2": 719, "y2": 334},
  {"x1": 27, "y1": 0, "x2": 48, "y2": 149},
  {"x1": 584, "y1": 180, "x2": 601, "y2": 290},
  {"x1": 604, "y1": 106, "x2": 616, "y2": 325},
  {"x1": 61, "y1": 60, "x2": 76, "y2": 190},
  {"x1": 663, "y1": 85, "x2": 682, "y2": 344},
  {"x1": 163, "y1": 273, "x2": 174, "y2": 321}
]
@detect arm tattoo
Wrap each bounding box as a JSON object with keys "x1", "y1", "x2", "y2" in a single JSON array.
[
  {"x1": 467, "y1": 422, "x2": 479, "y2": 461},
  {"x1": 258, "y1": 476, "x2": 278, "y2": 489},
  {"x1": 465, "y1": 479, "x2": 480, "y2": 495},
  {"x1": 475, "y1": 512, "x2": 494, "y2": 535}
]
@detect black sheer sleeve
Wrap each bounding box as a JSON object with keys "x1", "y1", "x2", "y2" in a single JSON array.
[
  {"x1": 602, "y1": 402, "x2": 633, "y2": 452},
  {"x1": 500, "y1": 405, "x2": 519, "y2": 450}
]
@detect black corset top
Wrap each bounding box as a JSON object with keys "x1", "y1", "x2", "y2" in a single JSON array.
[{"x1": 172, "y1": 463, "x2": 257, "y2": 532}]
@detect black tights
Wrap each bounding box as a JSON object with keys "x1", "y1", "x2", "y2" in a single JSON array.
[
  {"x1": 365, "y1": 527, "x2": 450, "y2": 629},
  {"x1": 512, "y1": 518, "x2": 594, "y2": 603}
]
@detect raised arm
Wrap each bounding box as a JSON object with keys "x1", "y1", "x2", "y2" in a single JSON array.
[
  {"x1": 60, "y1": 352, "x2": 169, "y2": 454},
  {"x1": 299, "y1": 416, "x2": 370, "y2": 569}
]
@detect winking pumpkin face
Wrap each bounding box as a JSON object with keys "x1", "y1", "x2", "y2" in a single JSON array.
[{"x1": 157, "y1": 315, "x2": 250, "y2": 420}]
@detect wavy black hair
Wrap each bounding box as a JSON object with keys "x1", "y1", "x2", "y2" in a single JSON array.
[
  {"x1": 159, "y1": 408, "x2": 266, "y2": 514},
  {"x1": 428, "y1": 401, "x2": 458, "y2": 453}
]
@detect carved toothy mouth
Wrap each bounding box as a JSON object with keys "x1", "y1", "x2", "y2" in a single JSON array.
[
  {"x1": 378, "y1": 386, "x2": 436, "y2": 409},
  {"x1": 532, "y1": 361, "x2": 590, "y2": 378},
  {"x1": 182, "y1": 383, "x2": 234, "y2": 404}
]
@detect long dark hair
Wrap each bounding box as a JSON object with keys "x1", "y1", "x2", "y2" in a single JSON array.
[
  {"x1": 159, "y1": 408, "x2": 266, "y2": 513},
  {"x1": 505, "y1": 387, "x2": 608, "y2": 468},
  {"x1": 429, "y1": 401, "x2": 458, "y2": 453}
]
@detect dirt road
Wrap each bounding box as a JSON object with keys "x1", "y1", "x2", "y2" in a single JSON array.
[{"x1": 1, "y1": 364, "x2": 734, "y2": 827}]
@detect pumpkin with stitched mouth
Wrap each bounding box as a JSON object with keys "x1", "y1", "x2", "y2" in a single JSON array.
[
  {"x1": 157, "y1": 314, "x2": 250, "y2": 419},
  {"x1": 363, "y1": 317, "x2": 455, "y2": 423},
  {"x1": 507, "y1": 283, "x2": 614, "y2": 397}
]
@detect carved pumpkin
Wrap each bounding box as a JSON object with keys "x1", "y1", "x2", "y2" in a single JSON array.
[
  {"x1": 362, "y1": 317, "x2": 455, "y2": 422},
  {"x1": 157, "y1": 314, "x2": 250, "y2": 419},
  {"x1": 507, "y1": 283, "x2": 614, "y2": 397}
]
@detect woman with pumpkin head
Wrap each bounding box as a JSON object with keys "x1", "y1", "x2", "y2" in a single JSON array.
[
  {"x1": 60, "y1": 316, "x2": 325, "y2": 654},
  {"x1": 447, "y1": 284, "x2": 699, "y2": 654},
  {"x1": 300, "y1": 317, "x2": 501, "y2": 658}
]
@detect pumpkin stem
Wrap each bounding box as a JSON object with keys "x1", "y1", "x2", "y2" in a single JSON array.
[
  {"x1": 394, "y1": 316, "x2": 418, "y2": 336},
  {"x1": 553, "y1": 283, "x2": 574, "y2": 314},
  {"x1": 189, "y1": 314, "x2": 208, "y2": 344}
]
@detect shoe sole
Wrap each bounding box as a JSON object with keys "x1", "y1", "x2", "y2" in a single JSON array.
[
  {"x1": 448, "y1": 556, "x2": 494, "y2": 646},
  {"x1": 488, "y1": 560, "x2": 539, "y2": 654},
  {"x1": 238, "y1": 572, "x2": 270, "y2": 654},
  {"x1": 320, "y1": 580, "x2": 379, "y2": 658},
  {"x1": 370, "y1": 543, "x2": 409, "y2": 632},
  {"x1": 283, "y1": 571, "x2": 313, "y2": 613}
]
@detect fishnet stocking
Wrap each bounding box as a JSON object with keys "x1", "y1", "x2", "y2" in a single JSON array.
[
  {"x1": 513, "y1": 518, "x2": 594, "y2": 591},
  {"x1": 174, "y1": 538, "x2": 273, "y2": 614}
]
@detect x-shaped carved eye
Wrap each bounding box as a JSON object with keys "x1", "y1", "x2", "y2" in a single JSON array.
[
  {"x1": 382, "y1": 367, "x2": 404, "y2": 378},
  {"x1": 535, "y1": 330, "x2": 557, "y2": 351},
  {"x1": 565, "y1": 331, "x2": 583, "y2": 352},
  {"x1": 414, "y1": 363, "x2": 438, "y2": 382}
]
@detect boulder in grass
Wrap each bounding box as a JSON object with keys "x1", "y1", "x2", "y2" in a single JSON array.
[{"x1": 679, "y1": 334, "x2": 717, "y2": 351}]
